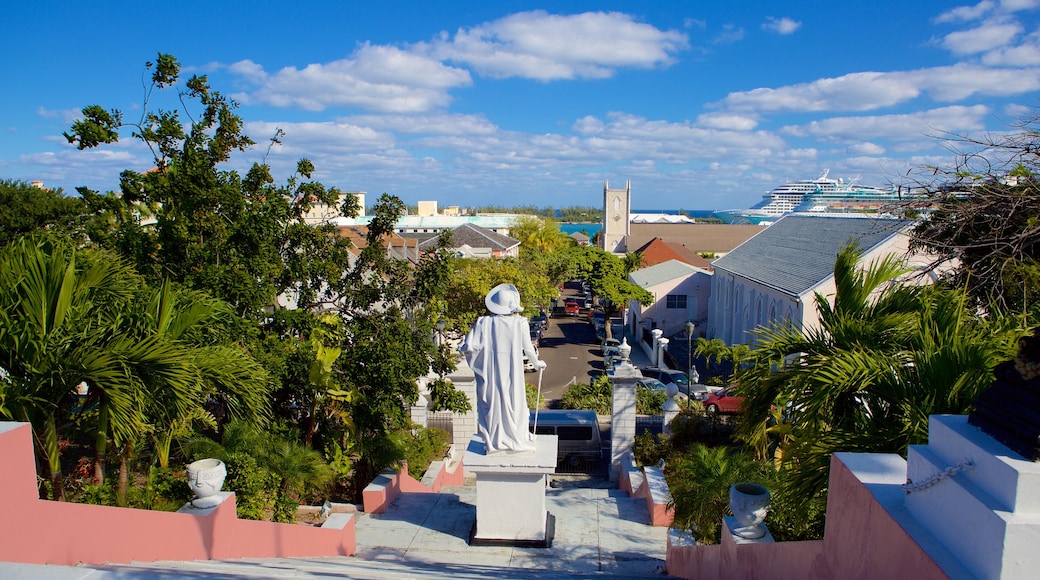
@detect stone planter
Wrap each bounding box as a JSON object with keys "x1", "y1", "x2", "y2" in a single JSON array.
[
  {"x1": 186, "y1": 458, "x2": 227, "y2": 509},
  {"x1": 729, "y1": 482, "x2": 770, "y2": 539}
]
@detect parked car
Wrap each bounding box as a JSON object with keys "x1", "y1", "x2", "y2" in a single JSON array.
[
  {"x1": 596, "y1": 317, "x2": 624, "y2": 340},
  {"x1": 532, "y1": 311, "x2": 549, "y2": 331},
  {"x1": 564, "y1": 300, "x2": 580, "y2": 316},
  {"x1": 523, "y1": 351, "x2": 538, "y2": 372},
  {"x1": 702, "y1": 386, "x2": 745, "y2": 414},
  {"x1": 529, "y1": 409, "x2": 602, "y2": 470},
  {"x1": 601, "y1": 337, "x2": 621, "y2": 356},
  {"x1": 636, "y1": 377, "x2": 688, "y2": 401},
  {"x1": 587, "y1": 310, "x2": 605, "y2": 329},
  {"x1": 638, "y1": 367, "x2": 709, "y2": 400}
]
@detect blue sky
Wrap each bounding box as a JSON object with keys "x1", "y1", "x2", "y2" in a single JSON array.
[{"x1": 3, "y1": 0, "x2": 1040, "y2": 211}]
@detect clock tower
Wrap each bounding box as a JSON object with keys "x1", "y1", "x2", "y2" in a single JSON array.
[{"x1": 601, "y1": 180, "x2": 631, "y2": 253}]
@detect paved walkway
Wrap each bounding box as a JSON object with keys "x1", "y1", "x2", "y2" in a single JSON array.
[{"x1": 2, "y1": 481, "x2": 675, "y2": 579}]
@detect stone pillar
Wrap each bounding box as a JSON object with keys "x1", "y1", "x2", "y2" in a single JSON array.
[
  {"x1": 410, "y1": 393, "x2": 429, "y2": 428},
  {"x1": 447, "y1": 359, "x2": 479, "y2": 452},
  {"x1": 657, "y1": 337, "x2": 669, "y2": 368},
  {"x1": 651, "y1": 329, "x2": 663, "y2": 366},
  {"x1": 662, "y1": 383, "x2": 680, "y2": 435},
  {"x1": 610, "y1": 356, "x2": 642, "y2": 482}
]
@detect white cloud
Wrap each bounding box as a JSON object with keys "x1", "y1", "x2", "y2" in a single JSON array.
[
  {"x1": 847, "y1": 142, "x2": 886, "y2": 156},
  {"x1": 1001, "y1": 0, "x2": 1040, "y2": 12},
  {"x1": 940, "y1": 17, "x2": 1023, "y2": 55},
  {"x1": 781, "y1": 105, "x2": 991, "y2": 142},
  {"x1": 37, "y1": 107, "x2": 84, "y2": 124},
  {"x1": 713, "y1": 24, "x2": 745, "y2": 45},
  {"x1": 696, "y1": 112, "x2": 759, "y2": 131},
  {"x1": 227, "y1": 59, "x2": 267, "y2": 83},
  {"x1": 720, "y1": 71, "x2": 922, "y2": 113},
  {"x1": 229, "y1": 44, "x2": 472, "y2": 113},
  {"x1": 935, "y1": 1, "x2": 997, "y2": 23},
  {"x1": 341, "y1": 113, "x2": 499, "y2": 136},
  {"x1": 762, "y1": 17, "x2": 801, "y2": 35},
  {"x1": 717, "y1": 64, "x2": 1040, "y2": 114},
  {"x1": 427, "y1": 11, "x2": 688, "y2": 81},
  {"x1": 981, "y1": 29, "x2": 1040, "y2": 64}
]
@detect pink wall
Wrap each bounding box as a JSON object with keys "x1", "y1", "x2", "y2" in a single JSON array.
[
  {"x1": 362, "y1": 458, "x2": 466, "y2": 514},
  {"x1": 0, "y1": 422, "x2": 354, "y2": 567},
  {"x1": 665, "y1": 454, "x2": 949, "y2": 579}
]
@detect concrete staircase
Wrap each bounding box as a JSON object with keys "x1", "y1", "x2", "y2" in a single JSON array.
[{"x1": 10, "y1": 485, "x2": 674, "y2": 579}]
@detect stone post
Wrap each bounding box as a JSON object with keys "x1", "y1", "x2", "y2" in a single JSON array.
[
  {"x1": 662, "y1": 383, "x2": 680, "y2": 436},
  {"x1": 651, "y1": 329, "x2": 663, "y2": 366},
  {"x1": 609, "y1": 352, "x2": 642, "y2": 482},
  {"x1": 447, "y1": 359, "x2": 478, "y2": 452},
  {"x1": 410, "y1": 393, "x2": 429, "y2": 428},
  {"x1": 657, "y1": 337, "x2": 669, "y2": 368}
]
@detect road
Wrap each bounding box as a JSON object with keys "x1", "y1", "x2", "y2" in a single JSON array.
[{"x1": 529, "y1": 289, "x2": 606, "y2": 405}]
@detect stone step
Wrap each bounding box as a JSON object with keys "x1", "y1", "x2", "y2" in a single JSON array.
[{"x1": 77, "y1": 555, "x2": 599, "y2": 579}]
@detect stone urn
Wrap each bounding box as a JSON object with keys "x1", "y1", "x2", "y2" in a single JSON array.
[
  {"x1": 729, "y1": 482, "x2": 770, "y2": 539},
  {"x1": 186, "y1": 458, "x2": 227, "y2": 509}
]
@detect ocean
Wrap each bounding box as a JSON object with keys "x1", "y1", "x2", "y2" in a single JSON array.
[{"x1": 558, "y1": 209, "x2": 717, "y2": 237}]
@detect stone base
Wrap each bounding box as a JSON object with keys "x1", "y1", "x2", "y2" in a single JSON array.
[
  {"x1": 176, "y1": 491, "x2": 233, "y2": 515},
  {"x1": 464, "y1": 434, "x2": 557, "y2": 547},
  {"x1": 470, "y1": 512, "x2": 556, "y2": 548},
  {"x1": 724, "y1": 516, "x2": 774, "y2": 544}
]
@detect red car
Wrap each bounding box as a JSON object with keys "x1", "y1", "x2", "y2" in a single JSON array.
[
  {"x1": 564, "y1": 300, "x2": 580, "y2": 316},
  {"x1": 702, "y1": 386, "x2": 745, "y2": 414}
]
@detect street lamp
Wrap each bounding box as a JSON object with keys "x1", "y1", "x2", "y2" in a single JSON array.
[
  {"x1": 686, "y1": 322, "x2": 694, "y2": 413},
  {"x1": 435, "y1": 318, "x2": 446, "y2": 347}
]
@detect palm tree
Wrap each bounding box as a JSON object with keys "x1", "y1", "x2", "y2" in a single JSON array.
[
  {"x1": 0, "y1": 235, "x2": 139, "y2": 500},
  {"x1": 0, "y1": 236, "x2": 271, "y2": 502},
  {"x1": 667, "y1": 444, "x2": 771, "y2": 544},
  {"x1": 735, "y1": 243, "x2": 1019, "y2": 518}
]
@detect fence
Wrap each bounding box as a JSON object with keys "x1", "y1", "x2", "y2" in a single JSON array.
[{"x1": 427, "y1": 411, "x2": 454, "y2": 436}]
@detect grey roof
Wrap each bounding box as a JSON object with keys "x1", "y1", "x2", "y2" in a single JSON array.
[
  {"x1": 712, "y1": 215, "x2": 913, "y2": 296},
  {"x1": 419, "y1": 222, "x2": 519, "y2": 251},
  {"x1": 630, "y1": 259, "x2": 703, "y2": 288}
]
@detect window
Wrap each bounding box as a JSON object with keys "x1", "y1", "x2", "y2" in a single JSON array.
[{"x1": 666, "y1": 294, "x2": 687, "y2": 309}]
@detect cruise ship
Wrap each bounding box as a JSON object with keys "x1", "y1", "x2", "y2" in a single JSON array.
[{"x1": 714, "y1": 170, "x2": 911, "y2": 224}]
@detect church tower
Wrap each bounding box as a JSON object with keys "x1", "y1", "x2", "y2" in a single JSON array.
[{"x1": 601, "y1": 180, "x2": 631, "y2": 253}]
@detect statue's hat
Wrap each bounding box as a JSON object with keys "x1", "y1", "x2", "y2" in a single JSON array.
[{"x1": 485, "y1": 283, "x2": 522, "y2": 315}]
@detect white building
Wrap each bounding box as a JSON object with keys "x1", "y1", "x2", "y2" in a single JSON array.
[
  {"x1": 707, "y1": 215, "x2": 944, "y2": 346},
  {"x1": 628, "y1": 259, "x2": 712, "y2": 340}
]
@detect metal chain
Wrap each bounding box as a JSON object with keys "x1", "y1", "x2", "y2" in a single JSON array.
[{"x1": 902, "y1": 460, "x2": 974, "y2": 494}]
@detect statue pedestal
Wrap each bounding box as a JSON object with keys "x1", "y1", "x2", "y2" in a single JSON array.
[{"x1": 464, "y1": 434, "x2": 558, "y2": 547}]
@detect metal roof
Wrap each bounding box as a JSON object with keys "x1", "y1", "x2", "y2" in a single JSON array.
[
  {"x1": 630, "y1": 259, "x2": 703, "y2": 288},
  {"x1": 711, "y1": 215, "x2": 912, "y2": 296}
]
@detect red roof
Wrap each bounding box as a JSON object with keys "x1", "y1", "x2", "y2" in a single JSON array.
[{"x1": 633, "y1": 237, "x2": 712, "y2": 270}]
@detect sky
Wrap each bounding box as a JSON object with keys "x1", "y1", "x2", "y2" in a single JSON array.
[{"x1": 3, "y1": 1, "x2": 1040, "y2": 212}]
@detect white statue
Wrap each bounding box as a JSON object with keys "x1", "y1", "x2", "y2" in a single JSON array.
[{"x1": 462, "y1": 283, "x2": 546, "y2": 453}]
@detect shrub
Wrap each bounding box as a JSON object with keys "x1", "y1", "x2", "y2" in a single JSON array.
[
  {"x1": 561, "y1": 376, "x2": 612, "y2": 415},
  {"x1": 78, "y1": 482, "x2": 116, "y2": 506},
  {"x1": 428, "y1": 377, "x2": 472, "y2": 413},
  {"x1": 636, "y1": 386, "x2": 666, "y2": 415},
  {"x1": 634, "y1": 431, "x2": 668, "y2": 466},
  {"x1": 526, "y1": 383, "x2": 548, "y2": 410},
  {"x1": 224, "y1": 451, "x2": 276, "y2": 520},
  {"x1": 401, "y1": 426, "x2": 451, "y2": 479},
  {"x1": 666, "y1": 444, "x2": 773, "y2": 544}
]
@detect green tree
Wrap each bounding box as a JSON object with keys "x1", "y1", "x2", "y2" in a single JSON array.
[
  {"x1": 511, "y1": 215, "x2": 571, "y2": 255},
  {"x1": 0, "y1": 235, "x2": 138, "y2": 499},
  {"x1": 444, "y1": 256, "x2": 558, "y2": 329},
  {"x1": 65, "y1": 53, "x2": 358, "y2": 318},
  {"x1": 735, "y1": 243, "x2": 1020, "y2": 525},
  {"x1": 667, "y1": 444, "x2": 772, "y2": 544},
  {"x1": 0, "y1": 179, "x2": 87, "y2": 246},
  {"x1": 569, "y1": 245, "x2": 653, "y2": 339},
  {"x1": 907, "y1": 112, "x2": 1040, "y2": 317}
]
